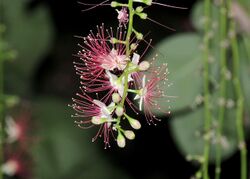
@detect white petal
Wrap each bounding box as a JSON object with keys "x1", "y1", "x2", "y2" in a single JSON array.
[
  {"x1": 93, "y1": 100, "x2": 106, "y2": 108},
  {"x1": 132, "y1": 53, "x2": 140, "y2": 65},
  {"x1": 134, "y1": 94, "x2": 140, "y2": 100},
  {"x1": 106, "y1": 70, "x2": 118, "y2": 86},
  {"x1": 139, "y1": 96, "x2": 143, "y2": 111},
  {"x1": 118, "y1": 84, "x2": 124, "y2": 97},
  {"x1": 142, "y1": 75, "x2": 146, "y2": 88}
]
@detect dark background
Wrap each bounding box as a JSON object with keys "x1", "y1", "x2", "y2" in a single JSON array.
[
  {"x1": 28, "y1": 0, "x2": 250, "y2": 178},
  {"x1": 3, "y1": 0, "x2": 250, "y2": 178}
]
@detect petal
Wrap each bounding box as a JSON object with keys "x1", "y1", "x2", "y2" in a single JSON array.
[{"x1": 132, "y1": 53, "x2": 140, "y2": 65}]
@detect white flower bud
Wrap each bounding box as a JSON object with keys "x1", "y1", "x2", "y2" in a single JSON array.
[
  {"x1": 133, "y1": 0, "x2": 152, "y2": 6},
  {"x1": 136, "y1": 6, "x2": 144, "y2": 13},
  {"x1": 138, "y1": 61, "x2": 150, "y2": 71},
  {"x1": 117, "y1": 133, "x2": 126, "y2": 148},
  {"x1": 130, "y1": 43, "x2": 138, "y2": 51},
  {"x1": 129, "y1": 118, "x2": 141, "y2": 130},
  {"x1": 138, "y1": 12, "x2": 147, "y2": 19},
  {"x1": 124, "y1": 130, "x2": 135, "y2": 140},
  {"x1": 115, "y1": 106, "x2": 124, "y2": 117},
  {"x1": 91, "y1": 116, "x2": 104, "y2": 125},
  {"x1": 112, "y1": 93, "x2": 121, "y2": 103},
  {"x1": 136, "y1": 32, "x2": 143, "y2": 40},
  {"x1": 111, "y1": 1, "x2": 118, "y2": 7}
]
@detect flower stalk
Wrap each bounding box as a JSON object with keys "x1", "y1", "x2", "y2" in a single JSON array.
[
  {"x1": 202, "y1": 0, "x2": 212, "y2": 178},
  {"x1": 71, "y1": 0, "x2": 174, "y2": 148},
  {"x1": 0, "y1": 25, "x2": 5, "y2": 179},
  {"x1": 229, "y1": 0, "x2": 247, "y2": 178},
  {"x1": 215, "y1": 1, "x2": 228, "y2": 179}
]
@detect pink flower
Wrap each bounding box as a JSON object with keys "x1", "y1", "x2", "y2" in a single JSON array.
[
  {"x1": 134, "y1": 63, "x2": 170, "y2": 124},
  {"x1": 81, "y1": 70, "x2": 125, "y2": 103},
  {"x1": 74, "y1": 24, "x2": 127, "y2": 85},
  {"x1": 116, "y1": 7, "x2": 129, "y2": 27},
  {"x1": 5, "y1": 111, "x2": 32, "y2": 148},
  {"x1": 70, "y1": 88, "x2": 116, "y2": 148},
  {"x1": 3, "y1": 151, "x2": 32, "y2": 179}
]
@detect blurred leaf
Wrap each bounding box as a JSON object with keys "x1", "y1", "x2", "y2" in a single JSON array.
[
  {"x1": 3, "y1": 0, "x2": 54, "y2": 95},
  {"x1": 33, "y1": 97, "x2": 130, "y2": 179},
  {"x1": 170, "y1": 85, "x2": 238, "y2": 163},
  {"x1": 0, "y1": 24, "x2": 17, "y2": 62},
  {"x1": 239, "y1": 38, "x2": 250, "y2": 130},
  {"x1": 191, "y1": 1, "x2": 219, "y2": 32},
  {"x1": 4, "y1": 95, "x2": 20, "y2": 108},
  {"x1": 147, "y1": 33, "x2": 203, "y2": 114}
]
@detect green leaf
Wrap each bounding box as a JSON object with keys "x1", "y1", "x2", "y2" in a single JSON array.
[
  {"x1": 191, "y1": 1, "x2": 220, "y2": 32},
  {"x1": 239, "y1": 38, "x2": 250, "y2": 131},
  {"x1": 146, "y1": 33, "x2": 203, "y2": 114},
  {"x1": 170, "y1": 85, "x2": 238, "y2": 163},
  {"x1": 3, "y1": 0, "x2": 54, "y2": 95}
]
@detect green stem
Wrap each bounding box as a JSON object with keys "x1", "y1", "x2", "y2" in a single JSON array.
[
  {"x1": 0, "y1": 32, "x2": 4, "y2": 179},
  {"x1": 215, "y1": 2, "x2": 228, "y2": 179},
  {"x1": 202, "y1": 0, "x2": 212, "y2": 178},
  {"x1": 0, "y1": 0, "x2": 3, "y2": 177},
  {"x1": 243, "y1": 37, "x2": 250, "y2": 63},
  {"x1": 125, "y1": 0, "x2": 134, "y2": 56},
  {"x1": 229, "y1": 0, "x2": 247, "y2": 177},
  {"x1": 116, "y1": 0, "x2": 134, "y2": 125}
]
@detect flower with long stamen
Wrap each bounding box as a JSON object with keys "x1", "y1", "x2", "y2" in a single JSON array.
[
  {"x1": 80, "y1": 70, "x2": 125, "y2": 103},
  {"x1": 70, "y1": 88, "x2": 116, "y2": 147},
  {"x1": 74, "y1": 24, "x2": 127, "y2": 85},
  {"x1": 70, "y1": 0, "x2": 177, "y2": 148},
  {"x1": 116, "y1": 7, "x2": 129, "y2": 27},
  {"x1": 134, "y1": 63, "x2": 170, "y2": 124}
]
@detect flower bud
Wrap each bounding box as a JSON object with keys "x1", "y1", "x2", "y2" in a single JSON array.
[
  {"x1": 138, "y1": 12, "x2": 147, "y2": 20},
  {"x1": 91, "y1": 116, "x2": 104, "y2": 125},
  {"x1": 138, "y1": 61, "x2": 150, "y2": 71},
  {"x1": 117, "y1": 133, "x2": 126, "y2": 148},
  {"x1": 111, "y1": 1, "x2": 118, "y2": 7},
  {"x1": 130, "y1": 43, "x2": 138, "y2": 51},
  {"x1": 133, "y1": 0, "x2": 152, "y2": 6},
  {"x1": 115, "y1": 106, "x2": 124, "y2": 117},
  {"x1": 124, "y1": 130, "x2": 135, "y2": 140},
  {"x1": 135, "y1": 32, "x2": 143, "y2": 40},
  {"x1": 110, "y1": 37, "x2": 117, "y2": 44},
  {"x1": 129, "y1": 118, "x2": 141, "y2": 130},
  {"x1": 112, "y1": 93, "x2": 121, "y2": 103},
  {"x1": 136, "y1": 6, "x2": 144, "y2": 13}
]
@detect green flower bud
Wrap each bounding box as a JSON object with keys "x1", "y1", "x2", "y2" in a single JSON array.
[
  {"x1": 112, "y1": 93, "x2": 121, "y2": 103},
  {"x1": 124, "y1": 130, "x2": 135, "y2": 140},
  {"x1": 115, "y1": 106, "x2": 124, "y2": 116},
  {"x1": 138, "y1": 61, "x2": 150, "y2": 71},
  {"x1": 117, "y1": 132, "x2": 126, "y2": 148}
]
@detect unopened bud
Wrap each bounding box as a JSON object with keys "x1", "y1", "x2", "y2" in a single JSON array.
[
  {"x1": 129, "y1": 118, "x2": 141, "y2": 130},
  {"x1": 130, "y1": 43, "x2": 137, "y2": 51},
  {"x1": 124, "y1": 130, "x2": 135, "y2": 140},
  {"x1": 136, "y1": 32, "x2": 143, "y2": 40},
  {"x1": 115, "y1": 106, "x2": 124, "y2": 116},
  {"x1": 138, "y1": 12, "x2": 147, "y2": 19},
  {"x1": 112, "y1": 93, "x2": 121, "y2": 103},
  {"x1": 111, "y1": 1, "x2": 118, "y2": 7},
  {"x1": 110, "y1": 37, "x2": 117, "y2": 44},
  {"x1": 117, "y1": 133, "x2": 126, "y2": 148},
  {"x1": 136, "y1": 6, "x2": 144, "y2": 13},
  {"x1": 133, "y1": 0, "x2": 152, "y2": 5},
  {"x1": 91, "y1": 116, "x2": 104, "y2": 125},
  {"x1": 138, "y1": 61, "x2": 150, "y2": 71}
]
